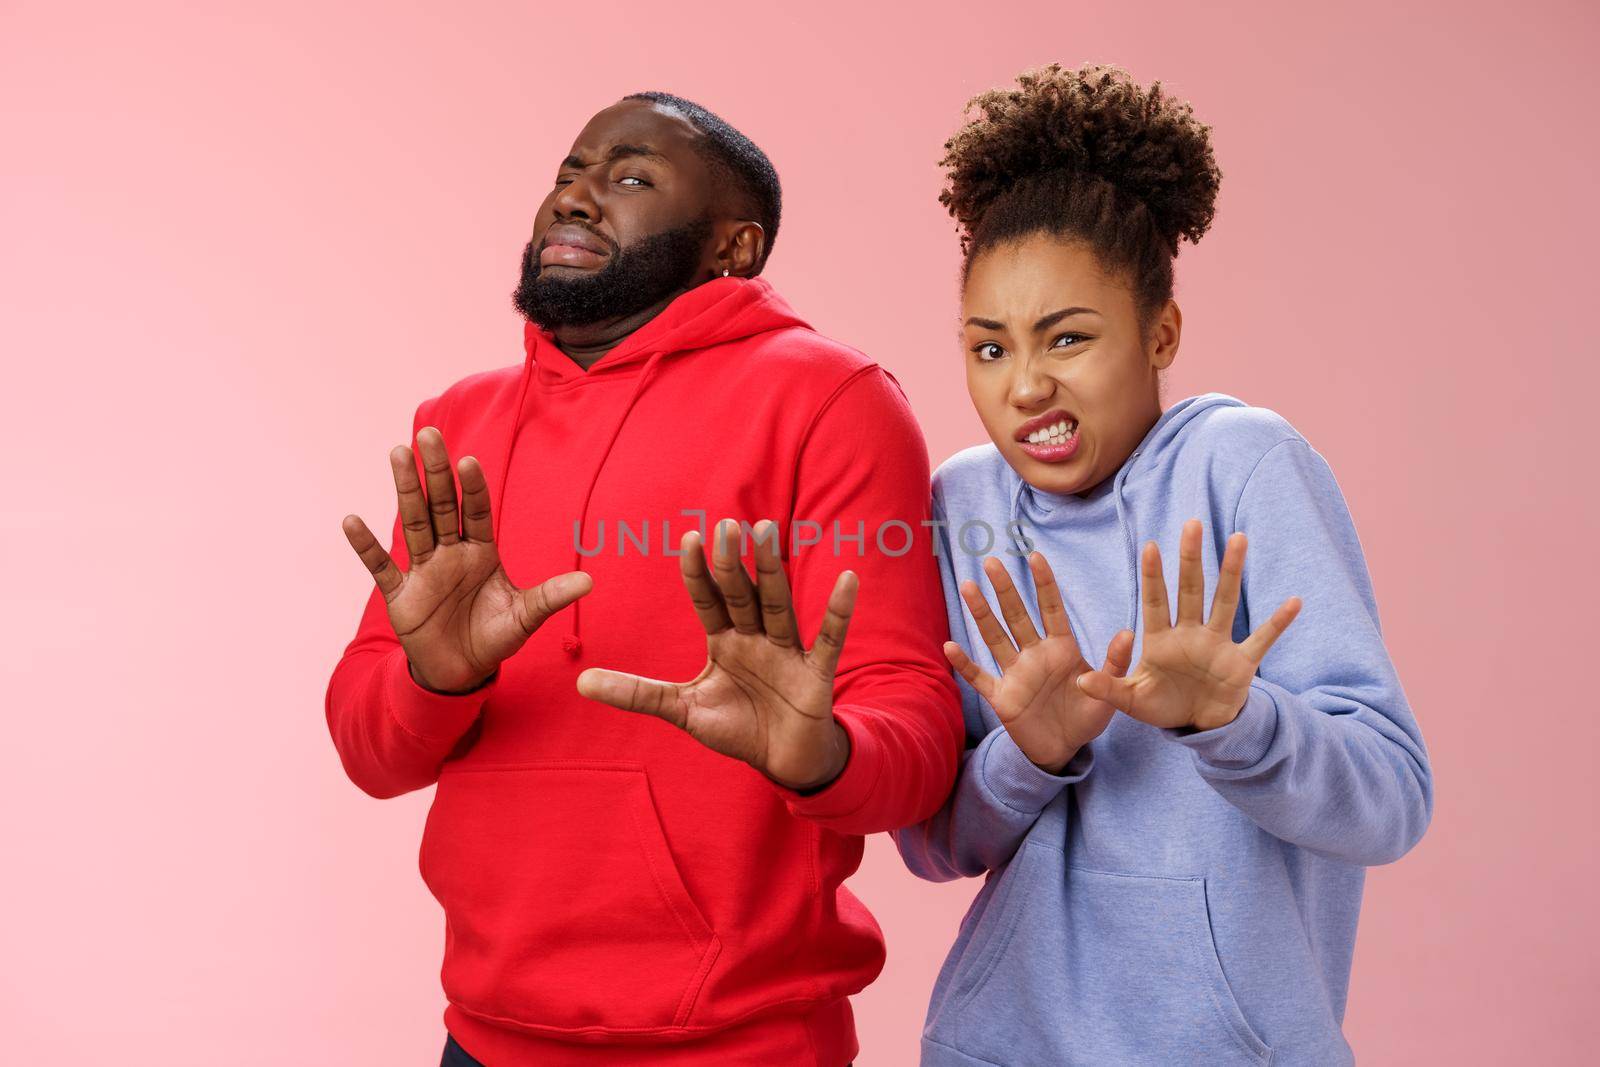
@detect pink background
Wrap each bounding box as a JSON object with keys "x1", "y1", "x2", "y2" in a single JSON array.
[{"x1": 3, "y1": 1, "x2": 1595, "y2": 1063}]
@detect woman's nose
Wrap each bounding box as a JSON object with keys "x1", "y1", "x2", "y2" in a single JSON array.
[{"x1": 1007, "y1": 357, "x2": 1054, "y2": 408}]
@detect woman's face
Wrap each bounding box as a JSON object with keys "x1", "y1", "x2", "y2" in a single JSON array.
[{"x1": 962, "y1": 233, "x2": 1181, "y2": 496}]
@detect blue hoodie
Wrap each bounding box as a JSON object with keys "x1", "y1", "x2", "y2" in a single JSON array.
[{"x1": 893, "y1": 394, "x2": 1432, "y2": 1066}]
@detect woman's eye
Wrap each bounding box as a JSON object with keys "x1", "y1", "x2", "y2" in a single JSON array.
[
  {"x1": 1050, "y1": 332, "x2": 1087, "y2": 351},
  {"x1": 973, "y1": 342, "x2": 1005, "y2": 362}
]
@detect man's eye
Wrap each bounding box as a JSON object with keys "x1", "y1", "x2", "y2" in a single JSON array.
[
  {"x1": 973, "y1": 342, "x2": 1005, "y2": 361},
  {"x1": 618, "y1": 176, "x2": 651, "y2": 187}
]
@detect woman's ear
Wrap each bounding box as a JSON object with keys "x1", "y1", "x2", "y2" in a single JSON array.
[{"x1": 1148, "y1": 299, "x2": 1182, "y2": 371}]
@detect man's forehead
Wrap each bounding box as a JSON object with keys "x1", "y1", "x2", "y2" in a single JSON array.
[{"x1": 565, "y1": 99, "x2": 703, "y2": 160}]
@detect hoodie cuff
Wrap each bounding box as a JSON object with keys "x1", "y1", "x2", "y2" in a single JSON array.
[
  {"x1": 383, "y1": 649, "x2": 496, "y2": 742},
  {"x1": 979, "y1": 727, "x2": 1092, "y2": 814},
  {"x1": 776, "y1": 706, "x2": 883, "y2": 823},
  {"x1": 1167, "y1": 680, "x2": 1279, "y2": 769}
]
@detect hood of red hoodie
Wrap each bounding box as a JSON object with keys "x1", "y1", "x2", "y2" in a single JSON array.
[
  {"x1": 521, "y1": 275, "x2": 811, "y2": 387},
  {"x1": 502, "y1": 276, "x2": 813, "y2": 655}
]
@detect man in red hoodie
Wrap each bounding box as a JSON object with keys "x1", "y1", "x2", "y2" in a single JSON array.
[{"x1": 328, "y1": 92, "x2": 962, "y2": 1066}]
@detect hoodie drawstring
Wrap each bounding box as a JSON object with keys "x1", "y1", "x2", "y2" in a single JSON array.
[
  {"x1": 492, "y1": 347, "x2": 670, "y2": 657},
  {"x1": 557, "y1": 349, "x2": 672, "y2": 657}
]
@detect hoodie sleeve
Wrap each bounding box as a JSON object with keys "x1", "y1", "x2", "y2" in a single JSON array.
[
  {"x1": 1165, "y1": 438, "x2": 1433, "y2": 865},
  {"x1": 770, "y1": 367, "x2": 964, "y2": 834},
  {"x1": 323, "y1": 398, "x2": 496, "y2": 800},
  {"x1": 891, "y1": 508, "x2": 1089, "y2": 880}
]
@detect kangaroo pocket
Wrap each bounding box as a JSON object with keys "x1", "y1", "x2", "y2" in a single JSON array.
[
  {"x1": 419, "y1": 760, "x2": 721, "y2": 1036},
  {"x1": 933, "y1": 847, "x2": 1271, "y2": 1066}
]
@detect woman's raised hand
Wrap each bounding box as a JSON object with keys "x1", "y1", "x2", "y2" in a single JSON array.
[
  {"x1": 947, "y1": 553, "x2": 1132, "y2": 774},
  {"x1": 1075, "y1": 519, "x2": 1301, "y2": 732}
]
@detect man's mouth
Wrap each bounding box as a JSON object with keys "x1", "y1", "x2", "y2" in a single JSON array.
[
  {"x1": 1014, "y1": 409, "x2": 1081, "y2": 462},
  {"x1": 539, "y1": 224, "x2": 613, "y2": 269}
]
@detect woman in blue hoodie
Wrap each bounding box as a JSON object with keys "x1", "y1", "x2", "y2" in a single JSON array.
[{"x1": 894, "y1": 64, "x2": 1433, "y2": 1066}]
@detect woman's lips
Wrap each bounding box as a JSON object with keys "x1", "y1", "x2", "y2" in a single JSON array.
[
  {"x1": 1017, "y1": 430, "x2": 1081, "y2": 463},
  {"x1": 1014, "y1": 411, "x2": 1082, "y2": 463},
  {"x1": 539, "y1": 243, "x2": 608, "y2": 269}
]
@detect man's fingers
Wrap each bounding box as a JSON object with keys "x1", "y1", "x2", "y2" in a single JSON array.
[
  {"x1": 1240, "y1": 596, "x2": 1303, "y2": 662},
  {"x1": 1208, "y1": 532, "x2": 1247, "y2": 634},
  {"x1": 517, "y1": 571, "x2": 593, "y2": 635},
  {"x1": 679, "y1": 530, "x2": 733, "y2": 635},
  {"x1": 1076, "y1": 669, "x2": 1138, "y2": 713},
  {"x1": 576, "y1": 668, "x2": 686, "y2": 728},
  {"x1": 985, "y1": 556, "x2": 1042, "y2": 647},
  {"x1": 457, "y1": 456, "x2": 495, "y2": 543},
  {"x1": 807, "y1": 570, "x2": 858, "y2": 677},
  {"x1": 342, "y1": 514, "x2": 403, "y2": 598},
  {"x1": 416, "y1": 427, "x2": 462, "y2": 547},
  {"x1": 390, "y1": 445, "x2": 435, "y2": 565},
  {"x1": 1101, "y1": 628, "x2": 1135, "y2": 679},
  {"x1": 711, "y1": 519, "x2": 762, "y2": 635},
  {"x1": 1140, "y1": 540, "x2": 1172, "y2": 634},
  {"x1": 944, "y1": 642, "x2": 998, "y2": 702},
  {"x1": 751, "y1": 520, "x2": 799, "y2": 647},
  {"x1": 1176, "y1": 518, "x2": 1205, "y2": 625}
]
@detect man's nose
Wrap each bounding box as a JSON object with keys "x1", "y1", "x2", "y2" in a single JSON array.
[{"x1": 552, "y1": 172, "x2": 600, "y2": 221}]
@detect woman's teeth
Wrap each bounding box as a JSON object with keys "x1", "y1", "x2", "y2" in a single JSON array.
[{"x1": 1026, "y1": 419, "x2": 1077, "y2": 445}]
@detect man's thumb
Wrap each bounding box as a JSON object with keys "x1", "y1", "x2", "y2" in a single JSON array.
[{"x1": 520, "y1": 571, "x2": 594, "y2": 631}]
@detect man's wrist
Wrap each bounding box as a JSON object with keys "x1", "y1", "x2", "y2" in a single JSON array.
[
  {"x1": 408, "y1": 660, "x2": 498, "y2": 696},
  {"x1": 786, "y1": 720, "x2": 852, "y2": 796}
]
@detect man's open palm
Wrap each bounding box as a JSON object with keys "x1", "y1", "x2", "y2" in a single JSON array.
[
  {"x1": 341, "y1": 427, "x2": 591, "y2": 694},
  {"x1": 578, "y1": 520, "x2": 855, "y2": 792}
]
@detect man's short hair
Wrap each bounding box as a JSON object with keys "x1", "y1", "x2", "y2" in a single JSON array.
[{"x1": 624, "y1": 91, "x2": 782, "y2": 274}]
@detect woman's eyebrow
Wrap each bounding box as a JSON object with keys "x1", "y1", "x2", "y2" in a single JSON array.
[
  {"x1": 964, "y1": 316, "x2": 1006, "y2": 330},
  {"x1": 1032, "y1": 306, "x2": 1099, "y2": 331}
]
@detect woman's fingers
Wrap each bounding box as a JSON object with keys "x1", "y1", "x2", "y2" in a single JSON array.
[
  {"x1": 1101, "y1": 628, "x2": 1135, "y2": 679},
  {"x1": 807, "y1": 570, "x2": 858, "y2": 677},
  {"x1": 984, "y1": 556, "x2": 1042, "y2": 648},
  {"x1": 1076, "y1": 668, "x2": 1138, "y2": 713},
  {"x1": 389, "y1": 444, "x2": 435, "y2": 565},
  {"x1": 960, "y1": 579, "x2": 1018, "y2": 669},
  {"x1": 1208, "y1": 532, "x2": 1246, "y2": 634},
  {"x1": 1240, "y1": 596, "x2": 1303, "y2": 663},
  {"x1": 944, "y1": 641, "x2": 999, "y2": 702},
  {"x1": 416, "y1": 427, "x2": 462, "y2": 547},
  {"x1": 1175, "y1": 519, "x2": 1206, "y2": 624},
  {"x1": 679, "y1": 530, "x2": 733, "y2": 635},
  {"x1": 1029, "y1": 552, "x2": 1076, "y2": 641},
  {"x1": 750, "y1": 520, "x2": 799, "y2": 647},
  {"x1": 342, "y1": 514, "x2": 403, "y2": 598},
  {"x1": 1140, "y1": 540, "x2": 1172, "y2": 634},
  {"x1": 711, "y1": 519, "x2": 763, "y2": 635}
]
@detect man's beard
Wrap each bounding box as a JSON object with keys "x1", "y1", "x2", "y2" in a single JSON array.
[{"x1": 511, "y1": 217, "x2": 714, "y2": 329}]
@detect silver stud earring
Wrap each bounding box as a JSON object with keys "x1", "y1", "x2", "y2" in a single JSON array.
[{"x1": 722, "y1": 268, "x2": 731, "y2": 277}]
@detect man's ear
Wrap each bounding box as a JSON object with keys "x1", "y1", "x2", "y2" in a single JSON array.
[
  {"x1": 1148, "y1": 299, "x2": 1182, "y2": 371},
  {"x1": 716, "y1": 220, "x2": 766, "y2": 276}
]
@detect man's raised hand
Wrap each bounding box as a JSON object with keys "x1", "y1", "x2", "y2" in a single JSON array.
[
  {"x1": 576, "y1": 520, "x2": 855, "y2": 792},
  {"x1": 341, "y1": 426, "x2": 591, "y2": 694}
]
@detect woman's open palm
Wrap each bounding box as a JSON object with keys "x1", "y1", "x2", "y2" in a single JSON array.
[
  {"x1": 1076, "y1": 519, "x2": 1301, "y2": 732},
  {"x1": 946, "y1": 553, "x2": 1132, "y2": 774}
]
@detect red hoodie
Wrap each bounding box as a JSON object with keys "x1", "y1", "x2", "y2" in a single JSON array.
[{"x1": 326, "y1": 277, "x2": 962, "y2": 1066}]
